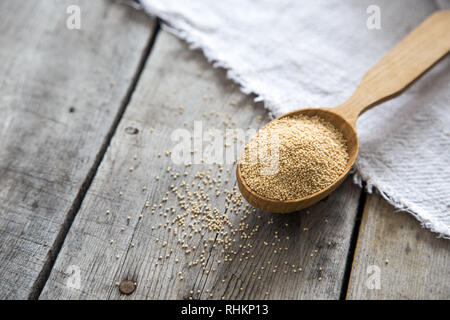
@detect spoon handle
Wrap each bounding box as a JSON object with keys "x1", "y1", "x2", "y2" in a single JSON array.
[{"x1": 333, "y1": 10, "x2": 450, "y2": 125}]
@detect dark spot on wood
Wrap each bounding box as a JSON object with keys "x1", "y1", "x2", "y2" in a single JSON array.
[
  {"x1": 31, "y1": 200, "x2": 39, "y2": 209},
  {"x1": 69, "y1": 107, "x2": 75, "y2": 113},
  {"x1": 119, "y1": 280, "x2": 136, "y2": 295},
  {"x1": 405, "y1": 242, "x2": 411, "y2": 255},
  {"x1": 125, "y1": 127, "x2": 139, "y2": 135}
]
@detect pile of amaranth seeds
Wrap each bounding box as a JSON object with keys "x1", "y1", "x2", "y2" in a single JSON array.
[{"x1": 240, "y1": 114, "x2": 349, "y2": 201}]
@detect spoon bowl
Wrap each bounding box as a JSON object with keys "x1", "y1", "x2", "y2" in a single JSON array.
[
  {"x1": 236, "y1": 108, "x2": 358, "y2": 213},
  {"x1": 236, "y1": 11, "x2": 450, "y2": 213}
]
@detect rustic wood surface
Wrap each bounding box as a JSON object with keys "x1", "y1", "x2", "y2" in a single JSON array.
[
  {"x1": 347, "y1": 194, "x2": 450, "y2": 299},
  {"x1": 40, "y1": 31, "x2": 363, "y2": 300},
  {"x1": 0, "y1": 0, "x2": 156, "y2": 299},
  {"x1": 1, "y1": 1, "x2": 449, "y2": 301}
]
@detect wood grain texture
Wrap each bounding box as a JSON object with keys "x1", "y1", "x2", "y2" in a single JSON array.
[
  {"x1": 40, "y1": 31, "x2": 362, "y2": 300},
  {"x1": 347, "y1": 194, "x2": 450, "y2": 299},
  {"x1": 0, "y1": 1, "x2": 156, "y2": 299}
]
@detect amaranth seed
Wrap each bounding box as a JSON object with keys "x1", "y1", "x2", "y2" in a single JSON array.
[{"x1": 240, "y1": 115, "x2": 348, "y2": 200}]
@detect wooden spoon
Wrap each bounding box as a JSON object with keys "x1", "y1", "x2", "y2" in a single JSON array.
[{"x1": 237, "y1": 10, "x2": 450, "y2": 213}]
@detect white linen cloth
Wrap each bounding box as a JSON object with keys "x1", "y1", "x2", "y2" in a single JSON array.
[{"x1": 139, "y1": 0, "x2": 450, "y2": 238}]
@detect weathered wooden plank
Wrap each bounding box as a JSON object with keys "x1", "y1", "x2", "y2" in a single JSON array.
[
  {"x1": 347, "y1": 194, "x2": 450, "y2": 299},
  {"x1": 40, "y1": 31, "x2": 362, "y2": 300},
  {"x1": 0, "y1": 1, "x2": 156, "y2": 299}
]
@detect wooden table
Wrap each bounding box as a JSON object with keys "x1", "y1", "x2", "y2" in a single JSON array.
[{"x1": 0, "y1": 1, "x2": 448, "y2": 300}]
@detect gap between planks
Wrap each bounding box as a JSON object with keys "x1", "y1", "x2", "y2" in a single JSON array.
[
  {"x1": 339, "y1": 184, "x2": 366, "y2": 300},
  {"x1": 39, "y1": 31, "x2": 362, "y2": 300},
  {"x1": 31, "y1": 21, "x2": 162, "y2": 299},
  {"x1": 0, "y1": 1, "x2": 158, "y2": 300},
  {"x1": 347, "y1": 194, "x2": 450, "y2": 299}
]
